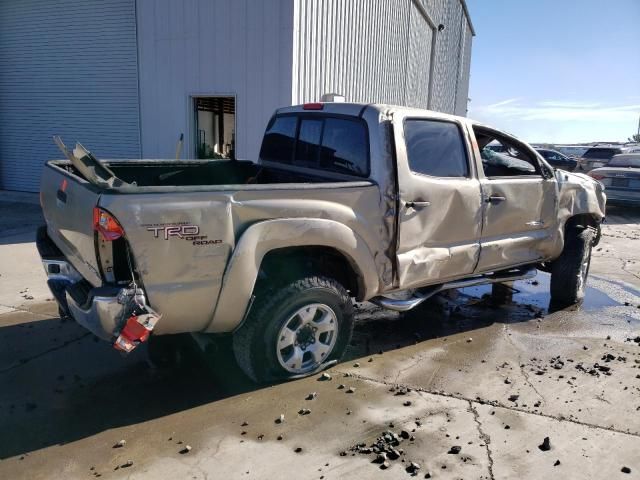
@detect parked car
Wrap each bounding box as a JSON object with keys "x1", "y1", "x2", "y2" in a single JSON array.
[
  {"x1": 37, "y1": 102, "x2": 606, "y2": 382},
  {"x1": 555, "y1": 145, "x2": 590, "y2": 158},
  {"x1": 576, "y1": 146, "x2": 626, "y2": 172},
  {"x1": 588, "y1": 153, "x2": 640, "y2": 206},
  {"x1": 535, "y1": 148, "x2": 577, "y2": 171}
]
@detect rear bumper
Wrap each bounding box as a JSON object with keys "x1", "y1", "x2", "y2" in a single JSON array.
[{"x1": 36, "y1": 226, "x2": 145, "y2": 341}]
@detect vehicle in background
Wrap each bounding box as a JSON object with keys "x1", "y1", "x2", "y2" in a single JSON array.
[
  {"x1": 555, "y1": 145, "x2": 590, "y2": 158},
  {"x1": 535, "y1": 148, "x2": 577, "y2": 171},
  {"x1": 588, "y1": 153, "x2": 640, "y2": 206},
  {"x1": 576, "y1": 146, "x2": 626, "y2": 172}
]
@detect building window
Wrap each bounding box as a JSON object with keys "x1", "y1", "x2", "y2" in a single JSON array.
[{"x1": 194, "y1": 96, "x2": 235, "y2": 159}]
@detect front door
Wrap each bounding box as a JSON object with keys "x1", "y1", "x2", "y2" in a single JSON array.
[
  {"x1": 472, "y1": 127, "x2": 558, "y2": 272},
  {"x1": 394, "y1": 115, "x2": 483, "y2": 289}
]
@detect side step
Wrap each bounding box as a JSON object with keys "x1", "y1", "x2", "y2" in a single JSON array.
[{"x1": 370, "y1": 267, "x2": 537, "y2": 312}]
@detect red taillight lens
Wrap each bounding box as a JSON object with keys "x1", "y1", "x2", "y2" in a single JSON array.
[
  {"x1": 303, "y1": 102, "x2": 324, "y2": 110},
  {"x1": 588, "y1": 172, "x2": 605, "y2": 180},
  {"x1": 93, "y1": 207, "x2": 124, "y2": 241}
]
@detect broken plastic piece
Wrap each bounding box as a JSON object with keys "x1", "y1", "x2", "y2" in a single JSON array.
[{"x1": 113, "y1": 311, "x2": 161, "y2": 353}]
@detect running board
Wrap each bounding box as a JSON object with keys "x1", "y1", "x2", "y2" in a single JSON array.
[{"x1": 370, "y1": 267, "x2": 537, "y2": 312}]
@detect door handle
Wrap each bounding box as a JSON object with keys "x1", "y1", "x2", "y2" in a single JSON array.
[
  {"x1": 485, "y1": 195, "x2": 506, "y2": 204},
  {"x1": 406, "y1": 201, "x2": 431, "y2": 209}
]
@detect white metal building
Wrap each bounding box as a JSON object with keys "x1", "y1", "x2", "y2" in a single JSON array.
[{"x1": 0, "y1": 0, "x2": 474, "y2": 192}]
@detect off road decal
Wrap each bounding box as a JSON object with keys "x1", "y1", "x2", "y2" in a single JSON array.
[{"x1": 142, "y1": 222, "x2": 222, "y2": 246}]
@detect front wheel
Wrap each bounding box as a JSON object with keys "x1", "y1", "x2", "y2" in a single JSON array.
[
  {"x1": 232, "y1": 276, "x2": 354, "y2": 383},
  {"x1": 550, "y1": 227, "x2": 595, "y2": 305}
]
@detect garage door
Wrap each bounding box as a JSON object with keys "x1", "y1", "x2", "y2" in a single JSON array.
[{"x1": 0, "y1": 0, "x2": 140, "y2": 192}]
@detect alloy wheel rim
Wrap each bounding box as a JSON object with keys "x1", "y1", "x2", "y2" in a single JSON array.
[{"x1": 276, "y1": 303, "x2": 339, "y2": 374}]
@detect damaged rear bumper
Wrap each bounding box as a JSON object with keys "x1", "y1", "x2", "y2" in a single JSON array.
[{"x1": 36, "y1": 226, "x2": 159, "y2": 349}]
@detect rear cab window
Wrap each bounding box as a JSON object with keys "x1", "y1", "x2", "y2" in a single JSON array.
[
  {"x1": 583, "y1": 148, "x2": 621, "y2": 160},
  {"x1": 260, "y1": 114, "x2": 369, "y2": 177}
]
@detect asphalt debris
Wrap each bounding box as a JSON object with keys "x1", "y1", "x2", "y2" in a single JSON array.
[{"x1": 539, "y1": 437, "x2": 551, "y2": 452}]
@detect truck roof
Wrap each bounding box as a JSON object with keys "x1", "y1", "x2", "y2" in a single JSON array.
[{"x1": 277, "y1": 102, "x2": 469, "y2": 123}]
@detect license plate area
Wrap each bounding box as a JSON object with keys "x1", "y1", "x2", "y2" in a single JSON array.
[{"x1": 611, "y1": 178, "x2": 629, "y2": 188}]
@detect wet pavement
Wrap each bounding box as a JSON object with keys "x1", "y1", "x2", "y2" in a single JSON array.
[{"x1": 1, "y1": 200, "x2": 640, "y2": 479}]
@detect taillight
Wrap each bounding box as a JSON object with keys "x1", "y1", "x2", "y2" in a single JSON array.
[
  {"x1": 588, "y1": 172, "x2": 605, "y2": 180},
  {"x1": 93, "y1": 207, "x2": 124, "y2": 241},
  {"x1": 303, "y1": 102, "x2": 324, "y2": 110}
]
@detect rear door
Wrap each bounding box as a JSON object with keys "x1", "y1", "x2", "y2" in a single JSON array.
[
  {"x1": 394, "y1": 114, "x2": 482, "y2": 288},
  {"x1": 40, "y1": 163, "x2": 103, "y2": 286}
]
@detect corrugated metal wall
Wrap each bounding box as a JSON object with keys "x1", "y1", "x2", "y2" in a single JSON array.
[
  {"x1": 292, "y1": 0, "x2": 472, "y2": 116},
  {"x1": 136, "y1": 0, "x2": 295, "y2": 161},
  {"x1": 0, "y1": 0, "x2": 140, "y2": 192}
]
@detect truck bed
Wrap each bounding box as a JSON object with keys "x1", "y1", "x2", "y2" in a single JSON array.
[{"x1": 50, "y1": 159, "x2": 362, "y2": 189}]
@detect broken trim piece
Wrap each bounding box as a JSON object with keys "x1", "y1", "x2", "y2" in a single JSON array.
[{"x1": 370, "y1": 267, "x2": 537, "y2": 312}]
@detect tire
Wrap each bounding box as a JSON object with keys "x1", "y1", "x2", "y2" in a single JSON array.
[
  {"x1": 232, "y1": 276, "x2": 354, "y2": 383},
  {"x1": 550, "y1": 227, "x2": 595, "y2": 305}
]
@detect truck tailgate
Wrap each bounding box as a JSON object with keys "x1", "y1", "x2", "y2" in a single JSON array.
[{"x1": 40, "y1": 164, "x2": 103, "y2": 287}]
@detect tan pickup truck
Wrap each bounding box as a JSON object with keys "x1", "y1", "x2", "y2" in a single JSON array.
[{"x1": 38, "y1": 102, "x2": 606, "y2": 382}]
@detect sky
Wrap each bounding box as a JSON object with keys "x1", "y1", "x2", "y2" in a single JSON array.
[{"x1": 465, "y1": 0, "x2": 640, "y2": 144}]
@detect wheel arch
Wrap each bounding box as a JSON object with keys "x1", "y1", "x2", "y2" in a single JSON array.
[{"x1": 204, "y1": 218, "x2": 381, "y2": 333}]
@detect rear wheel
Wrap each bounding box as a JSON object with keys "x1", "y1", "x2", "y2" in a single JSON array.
[
  {"x1": 550, "y1": 228, "x2": 595, "y2": 305},
  {"x1": 232, "y1": 276, "x2": 354, "y2": 383}
]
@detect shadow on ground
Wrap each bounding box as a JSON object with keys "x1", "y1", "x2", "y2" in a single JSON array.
[{"x1": 0, "y1": 273, "x2": 624, "y2": 460}]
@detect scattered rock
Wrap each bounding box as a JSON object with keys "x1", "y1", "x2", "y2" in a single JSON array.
[
  {"x1": 403, "y1": 400, "x2": 412, "y2": 407},
  {"x1": 179, "y1": 445, "x2": 192, "y2": 454},
  {"x1": 294, "y1": 447, "x2": 303, "y2": 453},
  {"x1": 508, "y1": 394, "x2": 519, "y2": 402},
  {"x1": 504, "y1": 378, "x2": 512, "y2": 384},
  {"x1": 337, "y1": 384, "x2": 345, "y2": 390},
  {"x1": 298, "y1": 408, "x2": 311, "y2": 415},
  {"x1": 306, "y1": 392, "x2": 317, "y2": 400},
  {"x1": 448, "y1": 446, "x2": 462, "y2": 454},
  {"x1": 276, "y1": 414, "x2": 285, "y2": 424},
  {"x1": 319, "y1": 373, "x2": 332, "y2": 381},
  {"x1": 466, "y1": 337, "x2": 473, "y2": 343},
  {"x1": 380, "y1": 460, "x2": 390, "y2": 470},
  {"x1": 353, "y1": 362, "x2": 360, "y2": 368},
  {"x1": 400, "y1": 430, "x2": 410, "y2": 439},
  {"x1": 406, "y1": 462, "x2": 421, "y2": 474},
  {"x1": 346, "y1": 387, "x2": 356, "y2": 394},
  {"x1": 113, "y1": 439, "x2": 126, "y2": 449},
  {"x1": 121, "y1": 460, "x2": 134, "y2": 468},
  {"x1": 621, "y1": 466, "x2": 631, "y2": 474},
  {"x1": 538, "y1": 437, "x2": 551, "y2": 452},
  {"x1": 554, "y1": 459, "x2": 561, "y2": 466}
]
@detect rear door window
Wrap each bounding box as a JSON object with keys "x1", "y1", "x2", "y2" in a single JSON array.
[
  {"x1": 404, "y1": 119, "x2": 469, "y2": 177},
  {"x1": 583, "y1": 148, "x2": 620, "y2": 159}
]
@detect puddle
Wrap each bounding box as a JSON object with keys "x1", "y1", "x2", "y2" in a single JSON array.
[{"x1": 459, "y1": 271, "x2": 620, "y2": 312}]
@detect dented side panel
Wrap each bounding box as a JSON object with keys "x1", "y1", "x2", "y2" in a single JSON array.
[{"x1": 98, "y1": 183, "x2": 391, "y2": 335}]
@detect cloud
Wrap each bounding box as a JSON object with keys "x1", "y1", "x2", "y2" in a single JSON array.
[{"x1": 471, "y1": 99, "x2": 640, "y2": 123}]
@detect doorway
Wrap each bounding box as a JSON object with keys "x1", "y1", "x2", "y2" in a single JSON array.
[{"x1": 193, "y1": 96, "x2": 236, "y2": 159}]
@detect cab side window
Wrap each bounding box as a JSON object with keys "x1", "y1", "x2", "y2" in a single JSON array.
[
  {"x1": 404, "y1": 119, "x2": 469, "y2": 177},
  {"x1": 473, "y1": 127, "x2": 541, "y2": 178}
]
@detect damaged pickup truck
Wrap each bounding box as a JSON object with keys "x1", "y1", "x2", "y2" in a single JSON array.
[{"x1": 38, "y1": 102, "x2": 606, "y2": 382}]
